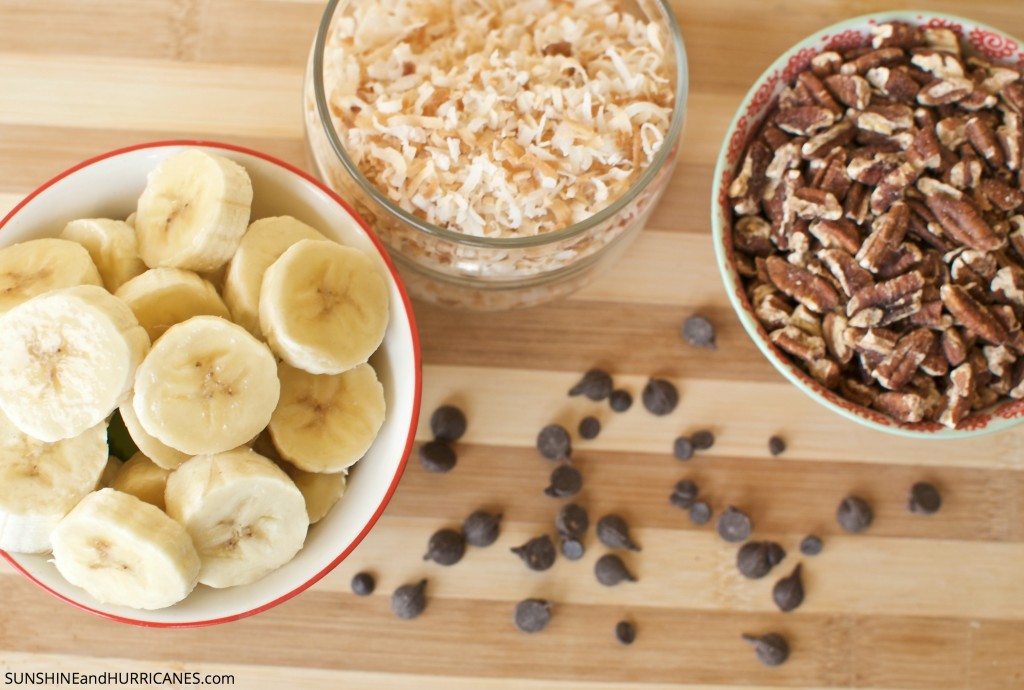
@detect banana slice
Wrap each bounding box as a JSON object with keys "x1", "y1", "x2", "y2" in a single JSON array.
[
  {"x1": 109, "y1": 452, "x2": 170, "y2": 510},
  {"x1": 0, "y1": 285, "x2": 150, "y2": 442},
  {"x1": 118, "y1": 392, "x2": 190, "y2": 470},
  {"x1": 282, "y1": 460, "x2": 347, "y2": 525},
  {"x1": 115, "y1": 268, "x2": 231, "y2": 342},
  {"x1": 164, "y1": 448, "x2": 308, "y2": 589},
  {"x1": 259, "y1": 239, "x2": 388, "y2": 374},
  {"x1": 98, "y1": 455, "x2": 122, "y2": 488},
  {"x1": 133, "y1": 315, "x2": 280, "y2": 456},
  {"x1": 0, "y1": 410, "x2": 108, "y2": 553},
  {"x1": 59, "y1": 218, "x2": 146, "y2": 292},
  {"x1": 269, "y1": 362, "x2": 385, "y2": 473},
  {"x1": 134, "y1": 149, "x2": 253, "y2": 272},
  {"x1": 223, "y1": 216, "x2": 327, "y2": 335},
  {"x1": 0, "y1": 238, "x2": 102, "y2": 316},
  {"x1": 51, "y1": 488, "x2": 200, "y2": 610}
]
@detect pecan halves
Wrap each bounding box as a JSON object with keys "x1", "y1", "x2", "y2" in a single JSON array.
[
  {"x1": 770, "y1": 326, "x2": 826, "y2": 361},
  {"x1": 765, "y1": 255, "x2": 840, "y2": 313},
  {"x1": 873, "y1": 328, "x2": 936, "y2": 390},
  {"x1": 728, "y1": 141, "x2": 771, "y2": 215},
  {"x1": 734, "y1": 215, "x2": 774, "y2": 256},
  {"x1": 847, "y1": 269, "x2": 925, "y2": 316},
  {"x1": 925, "y1": 192, "x2": 1006, "y2": 251},
  {"x1": 857, "y1": 201, "x2": 910, "y2": 272},
  {"x1": 938, "y1": 362, "x2": 976, "y2": 427},
  {"x1": 818, "y1": 247, "x2": 874, "y2": 296},
  {"x1": 940, "y1": 283, "x2": 1008, "y2": 345},
  {"x1": 776, "y1": 106, "x2": 836, "y2": 136},
  {"x1": 874, "y1": 391, "x2": 927, "y2": 423},
  {"x1": 966, "y1": 115, "x2": 1006, "y2": 167},
  {"x1": 865, "y1": 66, "x2": 921, "y2": 102}
]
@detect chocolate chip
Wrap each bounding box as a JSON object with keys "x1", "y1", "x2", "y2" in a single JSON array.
[
  {"x1": 514, "y1": 598, "x2": 552, "y2": 633},
  {"x1": 772, "y1": 563, "x2": 805, "y2": 612},
  {"x1": 766, "y1": 542, "x2": 786, "y2": 566},
  {"x1": 742, "y1": 632, "x2": 790, "y2": 667},
  {"x1": 536, "y1": 424, "x2": 572, "y2": 461},
  {"x1": 689, "y1": 500, "x2": 712, "y2": 525},
  {"x1": 669, "y1": 479, "x2": 699, "y2": 509},
  {"x1": 594, "y1": 553, "x2": 636, "y2": 586},
  {"x1": 837, "y1": 496, "x2": 874, "y2": 533},
  {"x1": 544, "y1": 463, "x2": 583, "y2": 498},
  {"x1": 672, "y1": 436, "x2": 694, "y2": 460},
  {"x1": 511, "y1": 535, "x2": 556, "y2": 571},
  {"x1": 569, "y1": 368, "x2": 613, "y2": 401},
  {"x1": 560, "y1": 536, "x2": 585, "y2": 560},
  {"x1": 463, "y1": 510, "x2": 502, "y2": 547},
  {"x1": 642, "y1": 378, "x2": 679, "y2": 415},
  {"x1": 350, "y1": 571, "x2": 375, "y2": 596},
  {"x1": 737, "y1": 541, "x2": 785, "y2": 579},
  {"x1": 423, "y1": 528, "x2": 465, "y2": 566},
  {"x1": 908, "y1": 481, "x2": 942, "y2": 514},
  {"x1": 418, "y1": 440, "x2": 456, "y2": 473},
  {"x1": 430, "y1": 404, "x2": 467, "y2": 442},
  {"x1": 800, "y1": 535, "x2": 823, "y2": 556},
  {"x1": 682, "y1": 314, "x2": 716, "y2": 349},
  {"x1": 596, "y1": 514, "x2": 641, "y2": 551},
  {"x1": 691, "y1": 429, "x2": 715, "y2": 450},
  {"x1": 615, "y1": 620, "x2": 637, "y2": 645},
  {"x1": 391, "y1": 579, "x2": 427, "y2": 619},
  {"x1": 609, "y1": 389, "x2": 633, "y2": 412},
  {"x1": 768, "y1": 435, "x2": 786, "y2": 456},
  {"x1": 555, "y1": 502, "x2": 589, "y2": 539},
  {"x1": 716, "y1": 506, "x2": 753, "y2": 543},
  {"x1": 578, "y1": 415, "x2": 601, "y2": 440}
]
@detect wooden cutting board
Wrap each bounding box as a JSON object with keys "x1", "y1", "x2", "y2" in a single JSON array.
[{"x1": 1, "y1": 1, "x2": 1023, "y2": 688}]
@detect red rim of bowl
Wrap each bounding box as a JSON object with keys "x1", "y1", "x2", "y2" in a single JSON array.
[{"x1": 0, "y1": 139, "x2": 423, "y2": 627}]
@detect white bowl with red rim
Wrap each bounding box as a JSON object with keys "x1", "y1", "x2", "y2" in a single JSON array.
[
  {"x1": 0, "y1": 141, "x2": 422, "y2": 626},
  {"x1": 711, "y1": 11, "x2": 1024, "y2": 438}
]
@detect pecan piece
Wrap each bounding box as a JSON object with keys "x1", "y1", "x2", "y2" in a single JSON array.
[
  {"x1": 840, "y1": 376, "x2": 878, "y2": 407},
  {"x1": 809, "y1": 218, "x2": 861, "y2": 254},
  {"x1": 911, "y1": 50, "x2": 966, "y2": 79},
  {"x1": 844, "y1": 182, "x2": 872, "y2": 224},
  {"x1": 949, "y1": 248, "x2": 998, "y2": 285},
  {"x1": 754, "y1": 291, "x2": 794, "y2": 330},
  {"x1": 847, "y1": 269, "x2": 925, "y2": 316},
  {"x1": 946, "y1": 148, "x2": 985, "y2": 190},
  {"x1": 811, "y1": 148, "x2": 853, "y2": 200},
  {"x1": 728, "y1": 142, "x2": 772, "y2": 215},
  {"x1": 874, "y1": 329, "x2": 936, "y2": 390},
  {"x1": 938, "y1": 362, "x2": 976, "y2": 427},
  {"x1": 776, "y1": 106, "x2": 836, "y2": 136},
  {"x1": 906, "y1": 125, "x2": 943, "y2": 171},
  {"x1": 980, "y1": 178, "x2": 1024, "y2": 212},
  {"x1": 925, "y1": 191, "x2": 1005, "y2": 251},
  {"x1": 966, "y1": 115, "x2": 1005, "y2": 167},
  {"x1": 857, "y1": 201, "x2": 910, "y2": 272},
  {"x1": 734, "y1": 215, "x2": 774, "y2": 256},
  {"x1": 824, "y1": 73, "x2": 872, "y2": 110},
  {"x1": 811, "y1": 51, "x2": 843, "y2": 78},
  {"x1": 1002, "y1": 82, "x2": 1024, "y2": 115},
  {"x1": 917, "y1": 77, "x2": 975, "y2": 106},
  {"x1": 871, "y1": 162, "x2": 920, "y2": 215},
  {"x1": 808, "y1": 357, "x2": 842, "y2": 389},
  {"x1": 922, "y1": 28, "x2": 961, "y2": 55},
  {"x1": 765, "y1": 255, "x2": 840, "y2": 313},
  {"x1": 942, "y1": 327, "x2": 971, "y2": 366},
  {"x1": 876, "y1": 242, "x2": 925, "y2": 280},
  {"x1": 998, "y1": 112, "x2": 1023, "y2": 171},
  {"x1": 785, "y1": 187, "x2": 843, "y2": 221},
  {"x1": 936, "y1": 116, "x2": 968, "y2": 149},
  {"x1": 847, "y1": 151, "x2": 901, "y2": 186},
  {"x1": 865, "y1": 66, "x2": 921, "y2": 102},
  {"x1": 872, "y1": 22, "x2": 923, "y2": 49},
  {"x1": 853, "y1": 327, "x2": 900, "y2": 358},
  {"x1": 983, "y1": 344, "x2": 1016, "y2": 381},
  {"x1": 940, "y1": 283, "x2": 1008, "y2": 345},
  {"x1": 770, "y1": 326, "x2": 826, "y2": 361},
  {"x1": 798, "y1": 71, "x2": 843, "y2": 115},
  {"x1": 818, "y1": 247, "x2": 874, "y2": 296},
  {"x1": 841, "y1": 47, "x2": 906, "y2": 76},
  {"x1": 858, "y1": 103, "x2": 916, "y2": 134},
  {"x1": 991, "y1": 265, "x2": 1024, "y2": 308},
  {"x1": 920, "y1": 339, "x2": 950, "y2": 377},
  {"x1": 909, "y1": 299, "x2": 947, "y2": 327},
  {"x1": 823, "y1": 312, "x2": 853, "y2": 364},
  {"x1": 874, "y1": 391, "x2": 927, "y2": 423},
  {"x1": 802, "y1": 120, "x2": 856, "y2": 160}
]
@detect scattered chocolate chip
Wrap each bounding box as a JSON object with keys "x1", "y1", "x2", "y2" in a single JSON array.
[
  {"x1": 772, "y1": 563, "x2": 805, "y2": 612},
  {"x1": 430, "y1": 404, "x2": 467, "y2": 442},
  {"x1": 514, "y1": 598, "x2": 552, "y2": 633},
  {"x1": 350, "y1": 571, "x2": 375, "y2": 596},
  {"x1": 536, "y1": 424, "x2": 572, "y2": 461},
  {"x1": 609, "y1": 389, "x2": 633, "y2": 412},
  {"x1": 594, "y1": 553, "x2": 637, "y2": 586},
  {"x1": 544, "y1": 464, "x2": 583, "y2": 498},
  {"x1": 596, "y1": 514, "x2": 641, "y2": 551},
  {"x1": 672, "y1": 436, "x2": 694, "y2": 460},
  {"x1": 800, "y1": 535, "x2": 823, "y2": 556},
  {"x1": 669, "y1": 479, "x2": 699, "y2": 509},
  {"x1": 418, "y1": 440, "x2": 456, "y2": 473},
  {"x1": 391, "y1": 579, "x2": 427, "y2": 619},
  {"x1": 682, "y1": 314, "x2": 717, "y2": 349},
  {"x1": 768, "y1": 436, "x2": 786, "y2": 456},
  {"x1": 423, "y1": 528, "x2": 466, "y2": 566},
  {"x1": 716, "y1": 506, "x2": 753, "y2": 543},
  {"x1": 908, "y1": 481, "x2": 942, "y2": 514},
  {"x1": 837, "y1": 496, "x2": 874, "y2": 533},
  {"x1": 560, "y1": 536, "x2": 585, "y2": 560},
  {"x1": 691, "y1": 429, "x2": 715, "y2": 450},
  {"x1": 578, "y1": 415, "x2": 601, "y2": 440},
  {"x1": 737, "y1": 541, "x2": 785, "y2": 579},
  {"x1": 742, "y1": 632, "x2": 790, "y2": 667},
  {"x1": 642, "y1": 378, "x2": 679, "y2": 416},
  {"x1": 463, "y1": 510, "x2": 502, "y2": 547},
  {"x1": 689, "y1": 501, "x2": 712, "y2": 525},
  {"x1": 615, "y1": 620, "x2": 637, "y2": 645},
  {"x1": 556, "y1": 503, "x2": 589, "y2": 539},
  {"x1": 569, "y1": 368, "x2": 613, "y2": 401},
  {"x1": 766, "y1": 542, "x2": 786, "y2": 566},
  {"x1": 511, "y1": 535, "x2": 557, "y2": 571}
]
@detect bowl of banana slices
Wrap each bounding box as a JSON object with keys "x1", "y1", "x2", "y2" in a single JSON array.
[{"x1": 0, "y1": 141, "x2": 421, "y2": 626}]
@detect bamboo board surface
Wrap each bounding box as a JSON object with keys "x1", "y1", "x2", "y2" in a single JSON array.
[{"x1": 1, "y1": 0, "x2": 1023, "y2": 688}]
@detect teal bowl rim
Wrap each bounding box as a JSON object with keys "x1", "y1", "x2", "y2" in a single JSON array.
[{"x1": 710, "y1": 10, "x2": 1024, "y2": 439}]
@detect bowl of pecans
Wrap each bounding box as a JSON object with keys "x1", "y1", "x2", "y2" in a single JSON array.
[{"x1": 712, "y1": 12, "x2": 1024, "y2": 436}]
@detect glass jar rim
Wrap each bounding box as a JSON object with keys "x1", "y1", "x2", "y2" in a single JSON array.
[{"x1": 311, "y1": 0, "x2": 689, "y2": 250}]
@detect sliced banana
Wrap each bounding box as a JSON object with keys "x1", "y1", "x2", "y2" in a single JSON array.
[
  {"x1": 0, "y1": 410, "x2": 108, "y2": 553},
  {"x1": 115, "y1": 268, "x2": 230, "y2": 342},
  {"x1": 98, "y1": 455, "x2": 122, "y2": 488},
  {"x1": 0, "y1": 238, "x2": 102, "y2": 316},
  {"x1": 59, "y1": 218, "x2": 146, "y2": 292},
  {"x1": 164, "y1": 448, "x2": 308, "y2": 589},
  {"x1": 269, "y1": 362, "x2": 385, "y2": 473},
  {"x1": 223, "y1": 216, "x2": 327, "y2": 335},
  {"x1": 259, "y1": 239, "x2": 389, "y2": 374},
  {"x1": 134, "y1": 149, "x2": 253, "y2": 272},
  {"x1": 133, "y1": 315, "x2": 280, "y2": 456},
  {"x1": 109, "y1": 452, "x2": 170, "y2": 510},
  {"x1": 51, "y1": 488, "x2": 200, "y2": 610},
  {"x1": 118, "y1": 392, "x2": 190, "y2": 471},
  {"x1": 281, "y1": 460, "x2": 347, "y2": 525},
  {"x1": 0, "y1": 285, "x2": 149, "y2": 442}
]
